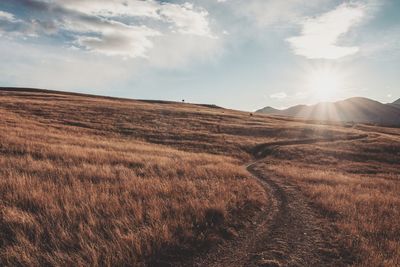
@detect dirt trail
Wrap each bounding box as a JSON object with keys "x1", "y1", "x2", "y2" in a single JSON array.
[{"x1": 188, "y1": 134, "x2": 367, "y2": 267}]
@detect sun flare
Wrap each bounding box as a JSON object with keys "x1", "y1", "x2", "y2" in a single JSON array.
[{"x1": 307, "y1": 69, "x2": 342, "y2": 102}]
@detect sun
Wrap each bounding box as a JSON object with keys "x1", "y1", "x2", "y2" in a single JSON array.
[{"x1": 307, "y1": 68, "x2": 342, "y2": 102}]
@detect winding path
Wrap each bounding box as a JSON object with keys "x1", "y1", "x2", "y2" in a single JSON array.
[{"x1": 190, "y1": 134, "x2": 367, "y2": 267}]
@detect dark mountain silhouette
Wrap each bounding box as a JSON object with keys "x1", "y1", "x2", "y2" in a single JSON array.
[{"x1": 256, "y1": 97, "x2": 400, "y2": 126}]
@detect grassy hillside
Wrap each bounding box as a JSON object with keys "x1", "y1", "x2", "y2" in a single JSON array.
[
  {"x1": 259, "y1": 134, "x2": 400, "y2": 266},
  {"x1": 0, "y1": 89, "x2": 345, "y2": 266},
  {"x1": 0, "y1": 89, "x2": 399, "y2": 266}
]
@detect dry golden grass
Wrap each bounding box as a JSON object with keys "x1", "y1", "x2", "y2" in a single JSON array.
[
  {"x1": 1, "y1": 89, "x2": 398, "y2": 266},
  {"x1": 1, "y1": 89, "x2": 348, "y2": 266},
  {"x1": 263, "y1": 134, "x2": 400, "y2": 266},
  {"x1": 0, "y1": 108, "x2": 268, "y2": 266}
]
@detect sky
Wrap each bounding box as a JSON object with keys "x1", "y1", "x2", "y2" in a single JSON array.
[{"x1": 0, "y1": 0, "x2": 399, "y2": 111}]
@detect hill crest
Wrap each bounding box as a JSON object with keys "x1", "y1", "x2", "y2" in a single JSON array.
[{"x1": 256, "y1": 97, "x2": 400, "y2": 126}]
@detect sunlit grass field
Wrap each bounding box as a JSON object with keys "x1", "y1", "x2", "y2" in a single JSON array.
[
  {"x1": 0, "y1": 89, "x2": 399, "y2": 266},
  {"x1": 262, "y1": 134, "x2": 400, "y2": 266}
]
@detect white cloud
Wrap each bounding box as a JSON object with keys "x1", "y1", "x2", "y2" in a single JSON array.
[
  {"x1": 75, "y1": 26, "x2": 160, "y2": 58},
  {"x1": 61, "y1": 0, "x2": 212, "y2": 37},
  {"x1": 64, "y1": 1, "x2": 213, "y2": 58},
  {"x1": 270, "y1": 92, "x2": 287, "y2": 99},
  {"x1": 0, "y1": 11, "x2": 18, "y2": 22},
  {"x1": 63, "y1": 0, "x2": 214, "y2": 59},
  {"x1": 62, "y1": 0, "x2": 161, "y2": 19},
  {"x1": 0, "y1": 0, "x2": 214, "y2": 59},
  {"x1": 159, "y1": 3, "x2": 211, "y2": 37},
  {"x1": 62, "y1": 17, "x2": 161, "y2": 58},
  {"x1": 287, "y1": 3, "x2": 365, "y2": 59}
]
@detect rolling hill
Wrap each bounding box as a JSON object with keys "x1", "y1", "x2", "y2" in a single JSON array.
[
  {"x1": 1, "y1": 88, "x2": 400, "y2": 266},
  {"x1": 0, "y1": 87, "x2": 348, "y2": 266},
  {"x1": 256, "y1": 97, "x2": 400, "y2": 126}
]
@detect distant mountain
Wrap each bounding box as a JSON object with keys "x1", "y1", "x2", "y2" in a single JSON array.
[
  {"x1": 256, "y1": 106, "x2": 280, "y2": 114},
  {"x1": 256, "y1": 97, "x2": 400, "y2": 126}
]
